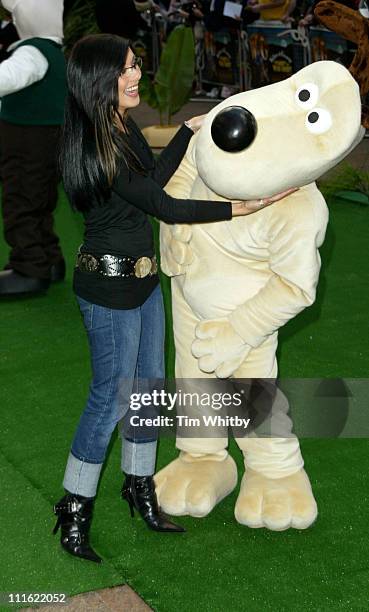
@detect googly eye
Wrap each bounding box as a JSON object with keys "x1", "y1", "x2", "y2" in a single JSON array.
[
  {"x1": 295, "y1": 83, "x2": 319, "y2": 109},
  {"x1": 305, "y1": 108, "x2": 332, "y2": 134}
]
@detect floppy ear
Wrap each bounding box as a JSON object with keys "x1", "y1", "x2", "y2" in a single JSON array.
[{"x1": 315, "y1": 0, "x2": 369, "y2": 126}]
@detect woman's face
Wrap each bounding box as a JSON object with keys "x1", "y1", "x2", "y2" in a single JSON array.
[{"x1": 118, "y1": 47, "x2": 141, "y2": 113}]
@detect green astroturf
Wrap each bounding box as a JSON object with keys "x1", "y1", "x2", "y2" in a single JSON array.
[{"x1": 0, "y1": 189, "x2": 369, "y2": 611}]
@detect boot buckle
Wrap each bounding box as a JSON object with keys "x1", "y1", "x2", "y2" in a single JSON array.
[{"x1": 53, "y1": 500, "x2": 79, "y2": 515}]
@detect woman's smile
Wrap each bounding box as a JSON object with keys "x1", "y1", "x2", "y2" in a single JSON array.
[{"x1": 124, "y1": 82, "x2": 140, "y2": 98}]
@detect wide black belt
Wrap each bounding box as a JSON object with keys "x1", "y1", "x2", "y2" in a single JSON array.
[{"x1": 76, "y1": 250, "x2": 158, "y2": 278}]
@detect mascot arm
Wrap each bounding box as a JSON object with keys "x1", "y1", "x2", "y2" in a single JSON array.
[
  {"x1": 228, "y1": 193, "x2": 329, "y2": 348},
  {"x1": 160, "y1": 136, "x2": 199, "y2": 277},
  {"x1": 0, "y1": 45, "x2": 48, "y2": 97}
]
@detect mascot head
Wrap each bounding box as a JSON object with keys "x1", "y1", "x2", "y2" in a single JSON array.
[
  {"x1": 2, "y1": 0, "x2": 64, "y2": 39},
  {"x1": 194, "y1": 61, "x2": 364, "y2": 199}
]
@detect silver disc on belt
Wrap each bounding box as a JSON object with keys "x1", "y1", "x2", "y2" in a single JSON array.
[
  {"x1": 80, "y1": 253, "x2": 99, "y2": 272},
  {"x1": 134, "y1": 256, "x2": 152, "y2": 278}
]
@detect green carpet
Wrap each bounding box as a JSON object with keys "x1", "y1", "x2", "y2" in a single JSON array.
[{"x1": 0, "y1": 189, "x2": 368, "y2": 611}]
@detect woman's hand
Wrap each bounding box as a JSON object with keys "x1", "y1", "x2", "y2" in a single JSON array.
[
  {"x1": 299, "y1": 14, "x2": 313, "y2": 26},
  {"x1": 185, "y1": 114, "x2": 207, "y2": 133},
  {"x1": 231, "y1": 188, "x2": 298, "y2": 216}
]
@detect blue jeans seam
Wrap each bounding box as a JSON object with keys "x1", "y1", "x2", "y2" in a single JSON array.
[
  {"x1": 84, "y1": 307, "x2": 116, "y2": 462},
  {"x1": 89, "y1": 303, "x2": 94, "y2": 330},
  {"x1": 131, "y1": 315, "x2": 140, "y2": 474}
]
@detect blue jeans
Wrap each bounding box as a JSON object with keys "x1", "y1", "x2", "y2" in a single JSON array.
[{"x1": 63, "y1": 284, "x2": 165, "y2": 498}]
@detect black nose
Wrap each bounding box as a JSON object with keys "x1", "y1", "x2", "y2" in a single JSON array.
[{"x1": 211, "y1": 106, "x2": 257, "y2": 152}]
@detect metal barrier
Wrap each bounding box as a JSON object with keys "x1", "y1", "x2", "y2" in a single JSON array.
[
  {"x1": 309, "y1": 25, "x2": 349, "y2": 64},
  {"x1": 246, "y1": 21, "x2": 311, "y2": 87},
  {"x1": 195, "y1": 25, "x2": 249, "y2": 92},
  {"x1": 131, "y1": 8, "x2": 351, "y2": 96}
]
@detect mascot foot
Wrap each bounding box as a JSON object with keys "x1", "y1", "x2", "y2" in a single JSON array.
[
  {"x1": 154, "y1": 451, "x2": 238, "y2": 517},
  {"x1": 235, "y1": 468, "x2": 317, "y2": 530}
]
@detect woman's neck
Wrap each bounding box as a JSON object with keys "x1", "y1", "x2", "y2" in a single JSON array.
[{"x1": 114, "y1": 110, "x2": 130, "y2": 134}]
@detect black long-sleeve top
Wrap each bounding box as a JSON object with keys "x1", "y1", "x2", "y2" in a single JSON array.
[{"x1": 73, "y1": 116, "x2": 232, "y2": 309}]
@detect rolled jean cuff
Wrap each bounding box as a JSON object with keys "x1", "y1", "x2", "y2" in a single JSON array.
[
  {"x1": 122, "y1": 440, "x2": 157, "y2": 476},
  {"x1": 63, "y1": 452, "x2": 103, "y2": 498}
]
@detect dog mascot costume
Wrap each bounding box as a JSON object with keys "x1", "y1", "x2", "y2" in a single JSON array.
[
  {"x1": 155, "y1": 58, "x2": 365, "y2": 530},
  {"x1": 0, "y1": 0, "x2": 66, "y2": 296}
]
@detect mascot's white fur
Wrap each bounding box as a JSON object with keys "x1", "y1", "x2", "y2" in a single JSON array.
[{"x1": 155, "y1": 61, "x2": 364, "y2": 530}]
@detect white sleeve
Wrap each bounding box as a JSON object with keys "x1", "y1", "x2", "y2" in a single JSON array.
[{"x1": 0, "y1": 45, "x2": 49, "y2": 97}]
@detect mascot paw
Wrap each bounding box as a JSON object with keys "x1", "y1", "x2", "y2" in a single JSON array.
[
  {"x1": 154, "y1": 452, "x2": 238, "y2": 516},
  {"x1": 172, "y1": 224, "x2": 192, "y2": 243},
  {"x1": 170, "y1": 237, "x2": 194, "y2": 266},
  {"x1": 160, "y1": 224, "x2": 193, "y2": 276},
  {"x1": 191, "y1": 319, "x2": 251, "y2": 378},
  {"x1": 235, "y1": 468, "x2": 318, "y2": 530}
]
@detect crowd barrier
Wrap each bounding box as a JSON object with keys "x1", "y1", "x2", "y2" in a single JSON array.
[{"x1": 131, "y1": 10, "x2": 353, "y2": 95}]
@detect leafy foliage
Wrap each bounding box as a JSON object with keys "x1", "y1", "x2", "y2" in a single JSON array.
[
  {"x1": 139, "y1": 25, "x2": 195, "y2": 125},
  {"x1": 63, "y1": 0, "x2": 100, "y2": 55}
]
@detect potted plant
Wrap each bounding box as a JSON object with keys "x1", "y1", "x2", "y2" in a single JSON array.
[{"x1": 139, "y1": 24, "x2": 195, "y2": 147}]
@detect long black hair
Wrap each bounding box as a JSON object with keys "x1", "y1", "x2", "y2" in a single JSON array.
[{"x1": 60, "y1": 33, "x2": 146, "y2": 212}]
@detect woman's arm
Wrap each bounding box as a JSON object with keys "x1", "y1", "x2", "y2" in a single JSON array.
[
  {"x1": 127, "y1": 115, "x2": 206, "y2": 188},
  {"x1": 151, "y1": 123, "x2": 195, "y2": 187},
  {"x1": 126, "y1": 116, "x2": 193, "y2": 188},
  {"x1": 113, "y1": 164, "x2": 298, "y2": 224},
  {"x1": 113, "y1": 166, "x2": 232, "y2": 224},
  {"x1": 249, "y1": 0, "x2": 285, "y2": 10}
]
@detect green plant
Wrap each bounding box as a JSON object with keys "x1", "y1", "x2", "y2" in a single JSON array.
[
  {"x1": 139, "y1": 25, "x2": 195, "y2": 125},
  {"x1": 63, "y1": 0, "x2": 100, "y2": 55},
  {"x1": 318, "y1": 162, "x2": 369, "y2": 205}
]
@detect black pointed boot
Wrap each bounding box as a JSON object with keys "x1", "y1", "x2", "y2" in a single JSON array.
[
  {"x1": 53, "y1": 493, "x2": 102, "y2": 563},
  {"x1": 121, "y1": 475, "x2": 185, "y2": 533}
]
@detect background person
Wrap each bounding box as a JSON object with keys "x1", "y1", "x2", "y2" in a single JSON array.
[
  {"x1": 246, "y1": 0, "x2": 291, "y2": 21},
  {"x1": 0, "y1": 0, "x2": 67, "y2": 296}
]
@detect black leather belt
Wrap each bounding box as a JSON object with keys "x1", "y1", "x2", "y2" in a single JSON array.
[{"x1": 76, "y1": 251, "x2": 158, "y2": 278}]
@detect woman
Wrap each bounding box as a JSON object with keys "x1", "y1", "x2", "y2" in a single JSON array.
[{"x1": 53, "y1": 33, "x2": 296, "y2": 563}]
